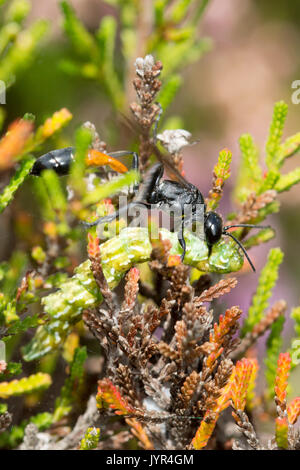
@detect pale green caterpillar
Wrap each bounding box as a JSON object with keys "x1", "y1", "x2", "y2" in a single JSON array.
[{"x1": 22, "y1": 227, "x2": 243, "y2": 361}]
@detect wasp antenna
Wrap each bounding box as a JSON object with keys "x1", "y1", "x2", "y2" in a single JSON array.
[
  {"x1": 223, "y1": 230, "x2": 256, "y2": 272},
  {"x1": 223, "y1": 223, "x2": 271, "y2": 231}
]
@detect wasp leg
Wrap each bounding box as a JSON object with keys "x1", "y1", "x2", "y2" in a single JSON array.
[
  {"x1": 184, "y1": 212, "x2": 206, "y2": 242},
  {"x1": 86, "y1": 149, "x2": 129, "y2": 174},
  {"x1": 177, "y1": 219, "x2": 186, "y2": 262},
  {"x1": 83, "y1": 201, "x2": 150, "y2": 228}
]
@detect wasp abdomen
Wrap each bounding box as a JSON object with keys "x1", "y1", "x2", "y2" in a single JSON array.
[{"x1": 31, "y1": 147, "x2": 74, "y2": 176}]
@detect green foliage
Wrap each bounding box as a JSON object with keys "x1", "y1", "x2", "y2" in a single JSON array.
[
  {"x1": 242, "y1": 248, "x2": 284, "y2": 336},
  {"x1": 25, "y1": 108, "x2": 72, "y2": 152},
  {"x1": 0, "y1": 372, "x2": 51, "y2": 398},
  {"x1": 0, "y1": 1, "x2": 299, "y2": 452},
  {"x1": 289, "y1": 307, "x2": 300, "y2": 368},
  {"x1": 265, "y1": 101, "x2": 288, "y2": 169},
  {"x1": 0, "y1": 108, "x2": 72, "y2": 219},
  {"x1": 60, "y1": 1, "x2": 99, "y2": 61},
  {"x1": 1, "y1": 301, "x2": 18, "y2": 324},
  {"x1": 22, "y1": 227, "x2": 244, "y2": 361},
  {"x1": 237, "y1": 134, "x2": 261, "y2": 199},
  {"x1": 275, "y1": 419, "x2": 288, "y2": 450},
  {"x1": 60, "y1": 1, "x2": 123, "y2": 108},
  {"x1": 31, "y1": 246, "x2": 46, "y2": 264},
  {"x1": 0, "y1": 422, "x2": 25, "y2": 448},
  {"x1": 0, "y1": 13, "x2": 48, "y2": 87},
  {"x1": 0, "y1": 411, "x2": 53, "y2": 448},
  {"x1": 0, "y1": 157, "x2": 34, "y2": 213},
  {"x1": 207, "y1": 148, "x2": 232, "y2": 211},
  {"x1": 0, "y1": 361, "x2": 22, "y2": 378},
  {"x1": 170, "y1": 0, "x2": 193, "y2": 23},
  {"x1": 264, "y1": 315, "x2": 285, "y2": 397},
  {"x1": 258, "y1": 169, "x2": 280, "y2": 194},
  {"x1": 40, "y1": 170, "x2": 67, "y2": 219},
  {"x1": 53, "y1": 346, "x2": 87, "y2": 422},
  {"x1": 243, "y1": 228, "x2": 275, "y2": 250},
  {"x1": 30, "y1": 412, "x2": 53, "y2": 430},
  {"x1": 31, "y1": 177, "x2": 57, "y2": 221},
  {"x1": 275, "y1": 167, "x2": 300, "y2": 192},
  {"x1": 80, "y1": 426, "x2": 100, "y2": 450},
  {"x1": 96, "y1": 15, "x2": 124, "y2": 109},
  {"x1": 0, "y1": 404, "x2": 7, "y2": 414},
  {"x1": 157, "y1": 75, "x2": 183, "y2": 111},
  {"x1": 234, "y1": 101, "x2": 300, "y2": 203},
  {"x1": 278, "y1": 132, "x2": 300, "y2": 164},
  {"x1": 0, "y1": 258, "x2": 44, "y2": 336},
  {"x1": 22, "y1": 260, "x2": 102, "y2": 361},
  {"x1": 82, "y1": 170, "x2": 139, "y2": 207},
  {"x1": 69, "y1": 127, "x2": 92, "y2": 197},
  {"x1": 214, "y1": 148, "x2": 232, "y2": 181},
  {"x1": 60, "y1": 0, "x2": 211, "y2": 113},
  {"x1": 4, "y1": 0, "x2": 31, "y2": 24},
  {"x1": 0, "y1": 250, "x2": 28, "y2": 327},
  {"x1": 151, "y1": 0, "x2": 212, "y2": 77},
  {"x1": 0, "y1": 251, "x2": 27, "y2": 296},
  {"x1": 291, "y1": 307, "x2": 300, "y2": 338},
  {"x1": 3, "y1": 314, "x2": 40, "y2": 340}
]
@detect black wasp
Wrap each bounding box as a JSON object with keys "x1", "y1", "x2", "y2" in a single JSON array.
[
  {"x1": 31, "y1": 143, "x2": 269, "y2": 272},
  {"x1": 30, "y1": 146, "x2": 138, "y2": 177}
]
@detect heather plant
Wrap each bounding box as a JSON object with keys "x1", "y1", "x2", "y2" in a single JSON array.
[{"x1": 0, "y1": 0, "x2": 300, "y2": 451}]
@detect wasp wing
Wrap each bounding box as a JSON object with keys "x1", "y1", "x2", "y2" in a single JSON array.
[
  {"x1": 119, "y1": 113, "x2": 193, "y2": 189},
  {"x1": 152, "y1": 146, "x2": 193, "y2": 189}
]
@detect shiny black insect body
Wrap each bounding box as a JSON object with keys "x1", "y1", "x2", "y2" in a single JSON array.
[
  {"x1": 31, "y1": 147, "x2": 75, "y2": 176},
  {"x1": 30, "y1": 146, "x2": 139, "y2": 178}
]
